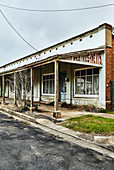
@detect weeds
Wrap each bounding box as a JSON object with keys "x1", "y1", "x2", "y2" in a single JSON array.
[
  {"x1": 61, "y1": 115, "x2": 114, "y2": 134},
  {"x1": 23, "y1": 122, "x2": 29, "y2": 126}
]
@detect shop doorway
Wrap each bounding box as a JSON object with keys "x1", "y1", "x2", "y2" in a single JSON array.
[{"x1": 59, "y1": 72, "x2": 66, "y2": 102}]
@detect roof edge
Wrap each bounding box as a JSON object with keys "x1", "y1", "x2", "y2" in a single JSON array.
[{"x1": 0, "y1": 23, "x2": 111, "y2": 69}]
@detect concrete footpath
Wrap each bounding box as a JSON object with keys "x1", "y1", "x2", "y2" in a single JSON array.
[{"x1": 0, "y1": 106, "x2": 114, "y2": 159}]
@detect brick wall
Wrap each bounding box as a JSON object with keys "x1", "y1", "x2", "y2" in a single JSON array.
[
  {"x1": 112, "y1": 36, "x2": 114, "y2": 109},
  {"x1": 106, "y1": 36, "x2": 114, "y2": 110}
]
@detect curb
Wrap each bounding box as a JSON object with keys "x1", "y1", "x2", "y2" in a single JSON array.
[{"x1": 0, "y1": 107, "x2": 114, "y2": 159}]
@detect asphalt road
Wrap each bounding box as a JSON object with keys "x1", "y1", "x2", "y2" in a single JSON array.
[{"x1": 0, "y1": 112, "x2": 113, "y2": 170}]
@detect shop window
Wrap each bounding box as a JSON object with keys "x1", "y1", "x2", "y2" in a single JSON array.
[
  {"x1": 43, "y1": 74, "x2": 54, "y2": 94},
  {"x1": 74, "y1": 68, "x2": 99, "y2": 96}
]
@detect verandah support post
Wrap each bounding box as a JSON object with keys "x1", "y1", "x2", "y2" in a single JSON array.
[
  {"x1": 23, "y1": 71, "x2": 26, "y2": 107},
  {"x1": 39, "y1": 67, "x2": 42, "y2": 102},
  {"x1": 54, "y1": 60, "x2": 59, "y2": 111},
  {"x1": 70, "y1": 64, "x2": 72, "y2": 105},
  {"x1": 53, "y1": 60, "x2": 61, "y2": 118},
  {"x1": 14, "y1": 72, "x2": 17, "y2": 106},
  {"x1": 2, "y1": 75, "x2": 5, "y2": 103},
  {"x1": 0, "y1": 76, "x2": 2, "y2": 97},
  {"x1": 30, "y1": 68, "x2": 34, "y2": 112}
]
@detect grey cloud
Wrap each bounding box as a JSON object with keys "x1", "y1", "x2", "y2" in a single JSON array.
[{"x1": 0, "y1": 0, "x2": 114, "y2": 66}]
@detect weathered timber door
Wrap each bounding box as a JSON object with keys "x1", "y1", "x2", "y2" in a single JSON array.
[{"x1": 59, "y1": 72, "x2": 66, "y2": 102}]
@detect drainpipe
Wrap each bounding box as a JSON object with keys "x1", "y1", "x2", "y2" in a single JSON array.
[{"x1": 110, "y1": 80, "x2": 113, "y2": 111}]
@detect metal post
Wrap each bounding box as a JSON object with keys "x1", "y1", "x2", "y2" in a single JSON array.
[{"x1": 110, "y1": 80, "x2": 113, "y2": 111}]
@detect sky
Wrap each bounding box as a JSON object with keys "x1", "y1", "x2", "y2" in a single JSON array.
[{"x1": 0, "y1": 0, "x2": 114, "y2": 66}]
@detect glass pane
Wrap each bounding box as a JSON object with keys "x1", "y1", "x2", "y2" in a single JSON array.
[
  {"x1": 44, "y1": 75, "x2": 46, "y2": 80},
  {"x1": 43, "y1": 76, "x2": 45, "y2": 81},
  {"x1": 47, "y1": 75, "x2": 49, "y2": 79},
  {"x1": 93, "y1": 75, "x2": 99, "y2": 95},
  {"x1": 81, "y1": 70, "x2": 86, "y2": 76},
  {"x1": 46, "y1": 81, "x2": 48, "y2": 93},
  {"x1": 43, "y1": 74, "x2": 54, "y2": 94},
  {"x1": 50, "y1": 80, "x2": 52, "y2": 94},
  {"x1": 87, "y1": 69, "x2": 92, "y2": 75},
  {"x1": 50, "y1": 75, "x2": 52, "y2": 80},
  {"x1": 75, "y1": 71, "x2": 80, "y2": 76},
  {"x1": 80, "y1": 77, "x2": 86, "y2": 94},
  {"x1": 53, "y1": 80, "x2": 54, "y2": 94},
  {"x1": 87, "y1": 76, "x2": 92, "y2": 94},
  {"x1": 43, "y1": 81, "x2": 45, "y2": 93},
  {"x1": 75, "y1": 77, "x2": 80, "y2": 94},
  {"x1": 93, "y1": 68, "x2": 99, "y2": 74}
]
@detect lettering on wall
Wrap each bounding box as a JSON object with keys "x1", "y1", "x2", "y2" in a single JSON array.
[{"x1": 72, "y1": 53, "x2": 102, "y2": 65}]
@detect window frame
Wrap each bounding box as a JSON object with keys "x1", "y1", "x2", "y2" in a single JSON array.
[
  {"x1": 42, "y1": 73, "x2": 55, "y2": 96},
  {"x1": 74, "y1": 67, "x2": 99, "y2": 98}
]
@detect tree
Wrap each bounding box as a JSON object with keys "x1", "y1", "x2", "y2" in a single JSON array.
[{"x1": 8, "y1": 69, "x2": 31, "y2": 108}]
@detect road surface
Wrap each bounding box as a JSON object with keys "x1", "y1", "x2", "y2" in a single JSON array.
[{"x1": 0, "y1": 111, "x2": 113, "y2": 170}]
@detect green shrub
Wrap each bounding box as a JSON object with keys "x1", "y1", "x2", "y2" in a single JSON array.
[{"x1": 98, "y1": 109, "x2": 109, "y2": 113}]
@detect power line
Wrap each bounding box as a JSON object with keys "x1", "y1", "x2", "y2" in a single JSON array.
[
  {"x1": 0, "y1": 10, "x2": 38, "y2": 51},
  {"x1": 0, "y1": 2, "x2": 114, "y2": 12}
]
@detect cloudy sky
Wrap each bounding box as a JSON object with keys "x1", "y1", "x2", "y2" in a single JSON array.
[{"x1": 0, "y1": 0, "x2": 114, "y2": 66}]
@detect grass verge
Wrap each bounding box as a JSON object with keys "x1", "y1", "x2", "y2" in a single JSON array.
[
  {"x1": 61, "y1": 115, "x2": 114, "y2": 134},
  {"x1": 98, "y1": 109, "x2": 114, "y2": 114}
]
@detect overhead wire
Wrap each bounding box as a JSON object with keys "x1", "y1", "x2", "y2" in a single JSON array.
[
  {"x1": 0, "y1": 2, "x2": 113, "y2": 52},
  {"x1": 0, "y1": 10, "x2": 38, "y2": 51},
  {"x1": 0, "y1": 2, "x2": 113, "y2": 12}
]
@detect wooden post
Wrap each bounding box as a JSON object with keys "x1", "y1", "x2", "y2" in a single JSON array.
[
  {"x1": 2, "y1": 75, "x2": 5, "y2": 103},
  {"x1": 23, "y1": 72, "x2": 26, "y2": 107},
  {"x1": 30, "y1": 68, "x2": 35, "y2": 112},
  {"x1": 39, "y1": 67, "x2": 42, "y2": 102},
  {"x1": 8, "y1": 80, "x2": 9, "y2": 99},
  {"x1": 0, "y1": 76, "x2": 2, "y2": 97},
  {"x1": 54, "y1": 60, "x2": 59, "y2": 111},
  {"x1": 70, "y1": 64, "x2": 72, "y2": 105},
  {"x1": 53, "y1": 60, "x2": 61, "y2": 118},
  {"x1": 14, "y1": 72, "x2": 17, "y2": 105}
]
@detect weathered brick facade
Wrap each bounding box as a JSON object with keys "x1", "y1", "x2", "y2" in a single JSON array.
[
  {"x1": 106, "y1": 24, "x2": 114, "y2": 109},
  {"x1": 111, "y1": 36, "x2": 114, "y2": 110}
]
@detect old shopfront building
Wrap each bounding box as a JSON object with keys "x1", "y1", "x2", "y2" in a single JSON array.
[{"x1": 0, "y1": 23, "x2": 114, "y2": 112}]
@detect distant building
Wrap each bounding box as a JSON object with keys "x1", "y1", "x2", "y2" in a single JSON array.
[{"x1": 0, "y1": 23, "x2": 113, "y2": 111}]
